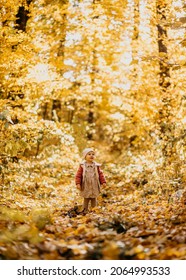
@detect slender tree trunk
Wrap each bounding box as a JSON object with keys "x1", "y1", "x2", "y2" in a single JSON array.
[
  {"x1": 15, "y1": 0, "x2": 32, "y2": 31},
  {"x1": 131, "y1": 0, "x2": 140, "y2": 87},
  {"x1": 86, "y1": 0, "x2": 99, "y2": 140},
  {"x1": 156, "y1": 1, "x2": 174, "y2": 166},
  {"x1": 157, "y1": 2, "x2": 171, "y2": 90},
  {"x1": 56, "y1": 3, "x2": 68, "y2": 74},
  {"x1": 54, "y1": 8, "x2": 68, "y2": 121}
]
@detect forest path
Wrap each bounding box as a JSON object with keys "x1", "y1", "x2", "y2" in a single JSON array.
[{"x1": 0, "y1": 144, "x2": 185, "y2": 260}]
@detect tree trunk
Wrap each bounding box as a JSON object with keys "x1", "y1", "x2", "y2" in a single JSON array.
[
  {"x1": 15, "y1": 0, "x2": 32, "y2": 31},
  {"x1": 56, "y1": 2, "x2": 68, "y2": 74},
  {"x1": 156, "y1": 1, "x2": 174, "y2": 166},
  {"x1": 131, "y1": 0, "x2": 140, "y2": 85},
  {"x1": 157, "y1": 2, "x2": 171, "y2": 90},
  {"x1": 86, "y1": 0, "x2": 99, "y2": 140}
]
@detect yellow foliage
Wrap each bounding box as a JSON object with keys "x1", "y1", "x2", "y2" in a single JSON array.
[
  {"x1": 102, "y1": 241, "x2": 120, "y2": 260},
  {"x1": 30, "y1": 208, "x2": 52, "y2": 230},
  {"x1": 0, "y1": 207, "x2": 26, "y2": 223},
  {"x1": 0, "y1": 0, "x2": 185, "y2": 261}
]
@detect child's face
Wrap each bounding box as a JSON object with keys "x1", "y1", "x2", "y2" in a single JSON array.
[{"x1": 85, "y1": 151, "x2": 95, "y2": 162}]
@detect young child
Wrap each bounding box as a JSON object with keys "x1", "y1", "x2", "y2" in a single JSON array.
[{"x1": 75, "y1": 148, "x2": 106, "y2": 213}]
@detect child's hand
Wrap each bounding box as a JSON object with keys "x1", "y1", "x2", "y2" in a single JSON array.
[
  {"x1": 101, "y1": 183, "x2": 107, "y2": 188},
  {"x1": 76, "y1": 184, "x2": 81, "y2": 190}
]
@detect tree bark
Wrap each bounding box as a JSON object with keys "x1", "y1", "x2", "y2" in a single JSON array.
[
  {"x1": 131, "y1": 0, "x2": 140, "y2": 83},
  {"x1": 86, "y1": 0, "x2": 99, "y2": 140},
  {"x1": 157, "y1": 3, "x2": 171, "y2": 90},
  {"x1": 15, "y1": 0, "x2": 32, "y2": 32},
  {"x1": 156, "y1": 1, "x2": 174, "y2": 165}
]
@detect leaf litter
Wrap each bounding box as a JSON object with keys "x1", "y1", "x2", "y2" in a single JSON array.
[{"x1": 0, "y1": 162, "x2": 185, "y2": 260}]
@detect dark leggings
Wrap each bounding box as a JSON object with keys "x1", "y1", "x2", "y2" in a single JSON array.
[{"x1": 83, "y1": 198, "x2": 97, "y2": 211}]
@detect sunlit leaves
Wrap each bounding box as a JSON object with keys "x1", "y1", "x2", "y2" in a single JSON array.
[{"x1": 0, "y1": 0, "x2": 186, "y2": 261}]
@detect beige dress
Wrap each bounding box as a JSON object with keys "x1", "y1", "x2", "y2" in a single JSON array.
[{"x1": 80, "y1": 162, "x2": 100, "y2": 198}]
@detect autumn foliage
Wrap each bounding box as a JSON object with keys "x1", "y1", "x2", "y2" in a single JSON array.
[{"x1": 0, "y1": 0, "x2": 185, "y2": 260}]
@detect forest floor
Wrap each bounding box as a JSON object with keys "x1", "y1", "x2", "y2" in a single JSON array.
[{"x1": 0, "y1": 146, "x2": 186, "y2": 260}]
